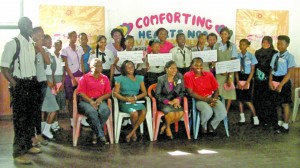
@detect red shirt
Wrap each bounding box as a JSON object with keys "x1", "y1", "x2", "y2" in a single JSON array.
[
  {"x1": 184, "y1": 71, "x2": 218, "y2": 97},
  {"x1": 147, "y1": 41, "x2": 173, "y2": 53},
  {"x1": 77, "y1": 72, "x2": 111, "y2": 98}
]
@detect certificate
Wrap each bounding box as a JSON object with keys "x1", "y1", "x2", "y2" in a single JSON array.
[
  {"x1": 192, "y1": 50, "x2": 217, "y2": 62},
  {"x1": 216, "y1": 59, "x2": 241, "y2": 74},
  {"x1": 117, "y1": 51, "x2": 144, "y2": 65},
  {"x1": 147, "y1": 53, "x2": 173, "y2": 66}
]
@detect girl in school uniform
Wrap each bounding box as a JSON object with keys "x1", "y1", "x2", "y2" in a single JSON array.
[
  {"x1": 269, "y1": 35, "x2": 296, "y2": 134},
  {"x1": 144, "y1": 39, "x2": 165, "y2": 87},
  {"x1": 215, "y1": 27, "x2": 238, "y2": 112},
  {"x1": 61, "y1": 31, "x2": 85, "y2": 127},
  {"x1": 88, "y1": 35, "x2": 116, "y2": 85},
  {"x1": 192, "y1": 33, "x2": 210, "y2": 72},
  {"x1": 78, "y1": 33, "x2": 92, "y2": 74},
  {"x1": 235, "y1": 39, "x2": 259, "y2": 125}
]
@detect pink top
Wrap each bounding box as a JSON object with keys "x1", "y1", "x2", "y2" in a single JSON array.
[
  {"x1": 61, "y1": 45, "x2": 84, "y2": 73},
  {"x1": 147, "y1": 41, "x2": 173, "y2": 53},
  {"x1": 77, "y1": 72, "x2": 111, "y2": 99},
  {"x1": 184, "y1": 71, "x2": 218, "y2": 97},
  {"x1": 163, "y1": 82, "x2": 182, "y2": 105}
]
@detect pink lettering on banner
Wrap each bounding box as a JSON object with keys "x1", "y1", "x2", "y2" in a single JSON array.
[{"x1": 132, "y1": 12, "x2": 224, "y2": 34}]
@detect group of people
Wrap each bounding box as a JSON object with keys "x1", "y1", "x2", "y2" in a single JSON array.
[{"x1": 0, "y1": 17, "x2": 296, "y2": 165}]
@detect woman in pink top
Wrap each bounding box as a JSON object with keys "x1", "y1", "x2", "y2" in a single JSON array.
[
  {"x1": 77, "y1": 58, "x2": 111, "y2": 145},
  {"x1": 147, "y1": 27, "x2": 173, "y2": 53}
]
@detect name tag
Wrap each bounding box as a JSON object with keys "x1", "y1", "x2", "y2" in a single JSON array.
[
  {"x1": 218, "y1": 46, "x2": 225, "y2": 51},
  {"x1": 279, "y1": 58, "x2": 285, "y2": 63}
]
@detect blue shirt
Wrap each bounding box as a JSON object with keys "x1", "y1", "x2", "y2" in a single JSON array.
[
  {"x1": 83, "y1": 46, "x2": 92, "y2": 73},
  {"x1": 270, "y1": 51, "x2": 296, "y2": 76},
  {"x1": 215, "y1": 42, "x2": 238, "y2": 58},
  {"x1": 237, "y1": 51, "x2": 258, "y2": 74}
]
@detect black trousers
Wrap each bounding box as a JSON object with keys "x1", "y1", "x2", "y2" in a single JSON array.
[{"x1": 10, "y1": 77, "x2": 40, "y2": 158}]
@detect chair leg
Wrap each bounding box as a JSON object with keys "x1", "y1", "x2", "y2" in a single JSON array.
[
  {"x1": 224, "y1": 117, "x2": 230, "y2": 137},
  {"x1": 115, "y1": 116, "x2": 123, "y2": 144},
  {"x1": 73, "y1": 117, "x2": 82, "y2": 147},
  {"x1": 194, "y1": 112, "x2": 200, "y2": 140},
  {"x1": 292, "y1": 100, "x2": 299, "y2": 122},
  {"x1": 140, "y1": 122, "x2": 144, "y2": 135},
  {"x1": 183, "y1": 112, "x2": 191, "y2": 139},
  {"x1": 146, "y1": 111, "x2": 153, "y2": 141},
  {"x1": 154, "y1": 114, "x2": 163, "y2": 141},
  {"x1": 175, "y1": 122, "x2": 179, "y2": 132},
  {"x1": 106, "y1": 113, "x2": 114, "y2": 144}
]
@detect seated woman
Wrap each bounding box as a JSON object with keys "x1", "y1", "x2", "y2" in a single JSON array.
[
  {"x1": 113, "y1": 60, "x2": 147, "y2": 142},
  {"x1": 77, "y1": 58, "x2": 111, "y2": 145},
  {"x1": 155, "y1": 60, "x2": 185, "y2": 140},
  {"x1": 184, "y1": 57, "x2": 227, "y2": 135}
]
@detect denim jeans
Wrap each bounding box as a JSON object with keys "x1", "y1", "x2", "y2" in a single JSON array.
[{"x1": 78, "y1": 101, "x2": 111, "y2": 138}]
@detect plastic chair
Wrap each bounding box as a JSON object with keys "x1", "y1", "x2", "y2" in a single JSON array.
[
  {"x1": 112, "y1": 90, "x2": 153, "y2": 143},
  {"x1": 192, "y1": 97, "x2": 229, "y2": 139},
  {"x1": 148, "y1": 83, "x2": 191, "y2": 141},
  {"x1": 73, "y1": 89, "x2": 114, "y2": 146},
  {"x1": 292, "y1": 87, "x2": 300, "y2": 122}
]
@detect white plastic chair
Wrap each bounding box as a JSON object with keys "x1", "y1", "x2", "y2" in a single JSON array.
[
  {"x1": 292, "y1": 87, "x2": 300, "y2": 122},
  {"x1": 112, "y1": 93, "x2": 153, "y2": 143}
]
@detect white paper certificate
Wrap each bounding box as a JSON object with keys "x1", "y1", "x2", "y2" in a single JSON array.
[
  {"x1": 147, "y1": 53, "x2": 173, "y2": 66},
  {"x1": 216, "y1": 59, "x2": 241, "y2": 74},
  {"x1": 192, "y1": 50, "x2": 217, "y2": 62},
  {"x1": 117, "y1": 51, "x2": 144, "y2": 65}
]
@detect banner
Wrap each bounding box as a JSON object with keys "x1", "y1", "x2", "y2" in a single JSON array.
[
  {"x1": 39, "y1": 5, "x2": 105, "y2": 48},
  {"x1": 235, "y1": 9, "x2": 289, "y2": 54}
]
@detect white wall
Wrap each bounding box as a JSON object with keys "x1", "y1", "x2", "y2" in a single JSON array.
[{"x1": 1, "y1": 0, "x2": 299, "y2": 65}]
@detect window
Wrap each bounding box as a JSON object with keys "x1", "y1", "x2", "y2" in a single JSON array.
[{"x1": 0, "y1": 0, "x2": 23, "y2": 29}]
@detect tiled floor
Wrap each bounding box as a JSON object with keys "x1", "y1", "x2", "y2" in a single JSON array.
[{"x1": 0, "y1": 109, "x2": 299, "y2": 168}]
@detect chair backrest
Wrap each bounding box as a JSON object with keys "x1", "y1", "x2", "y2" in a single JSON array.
[{"x1": 147, "y1": 83, "x2": 157, "y2": 99}]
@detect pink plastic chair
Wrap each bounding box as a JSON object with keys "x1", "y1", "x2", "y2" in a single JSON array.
[
  {"x1": 73, "y1": 89, "x2": 114, "y2": 146},
  {"x1": 148, "y1": 83, "x2": 191, "y2": 141}
]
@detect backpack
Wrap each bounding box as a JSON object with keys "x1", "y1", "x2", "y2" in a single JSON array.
[{"x1": 9, "y1": 37, "x2": 20, "y2": 76}]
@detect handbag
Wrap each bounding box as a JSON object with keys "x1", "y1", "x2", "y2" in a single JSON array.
[
  {"x1": 238, "y1": 81, "x2": 249, "y2": 90},
  {"x1": 223, "y1": 82, "x2": 235, "y2": 91}
]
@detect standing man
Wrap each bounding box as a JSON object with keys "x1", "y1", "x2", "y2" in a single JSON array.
[{"x1": 1, "y1": 17, "x2": 41, "y2": 164}]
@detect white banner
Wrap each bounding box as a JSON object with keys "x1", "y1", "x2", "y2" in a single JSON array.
[
  {"x1": 117, "y1": 51, "x2": 144, "y2": 65},
  {"x1": 192, "y1": 50, "x2": 217, "y2": 62},
  {"x1": 216, "y1": 59, "x2": 240, "y2": 74},
  {"x1": 148, "y1": 53, "x2": 173, "y2": 66}
]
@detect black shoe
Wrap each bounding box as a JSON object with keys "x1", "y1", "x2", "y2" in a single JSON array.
[
  {"x1": 99, "y1": 137, "x2": 109, "y2": 145},
  {"x1": 275, "y1": 126, "x2": 289, "y2": 134}
]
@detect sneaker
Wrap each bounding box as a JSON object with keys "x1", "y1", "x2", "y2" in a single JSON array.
[
  {"x1": 14, "y1": 155, "x2": 32, "y2": 165},
  {"x1": 253, "y1": 116, "x2": 260, "y2": 126},
  {"x1": 275, "y1": 126, "x2": 289, "y2": 134},
  {"x1": 28, "y1": 147, "x2": 42, "y2": 154},
  {"x1": 81, "y1": 117, "x2": 90, "y2": 127}
]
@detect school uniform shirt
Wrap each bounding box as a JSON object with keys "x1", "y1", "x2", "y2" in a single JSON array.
[
  {"x1": 88, "y1": 49, "x2": 115, "y2": 70},
  {"x1": 36, "y1": 47, "x2": 51, "y2": 82},
  {"x1": 170, "y1": 46, "x2": 192, "y2": 68},
  {"x1": 270, "y1": 51, "x2": 296, "y2": 76},
  {"x1": 53, "y1": 53, "x2": 65, "y2": 76},
  {"x1": 214, "y1": 42, "x2": 238, "y2": 58},
  {"x1": 106, "y1": 42, "x2": 122, "y2": 74},
  {"x1": 191, "y1": 45, "x2": 211, "y2": 71},
  {"x1": 237, "y1": 51, "x2": 258, "y2": 74},
  {"x1": 1, "y1": 34, "x2": 36, "y2": 78},
  {"x1": 61, "y1": 45, "x2": 84, "y2": 73},
  {"x1": 77, "y1": 72, "x2": 111, "y2": 99},
  {"x1": 45, "y1": 54, "x2": 56, "y2": 76}
]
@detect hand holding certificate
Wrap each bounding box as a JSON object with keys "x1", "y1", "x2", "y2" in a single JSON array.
[
  {"x1": 192, "y1": 50, "x2": 217, "y2": 62},
  {"x1": 216, "y1": 59, "x2": 241, "y2": 74},
  {"x1": 117, "y1": 51, "x2": 144, "y2": 65},
  {"x1": 147, "y1": 53, "x2": 173, "y2": 66}
]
